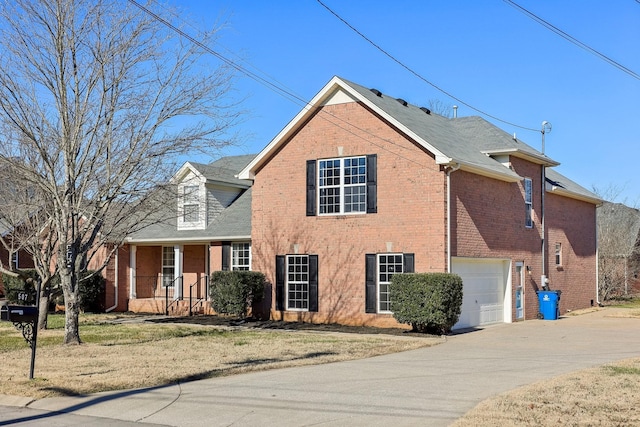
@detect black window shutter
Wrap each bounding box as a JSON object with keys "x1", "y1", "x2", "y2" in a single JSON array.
[
  {"x1": 222, "y1": 242, "x2": 231, "y2": 271},
  {"x1": 403, "y1": 253, "x2": 415, "y2": 273},
  {"x1": 309, "y1": 255, "x2": 319, "y2": 312},
  {"x1": 365, "y1": 254, "x2": 377, "y2": 313},
  {"x1": 306, "y1": 160, "x2": 316, "y2": 216},
  {"x1": 366, "y1": 154, "x2": 377, "y2": 214},
  {"x1": 275, "y1": 255, "x2": 285, "y2": 311}
]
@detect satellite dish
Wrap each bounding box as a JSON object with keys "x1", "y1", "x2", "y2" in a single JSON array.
[{"x1": 542, "y1": 121, "x2": 552, "y2": 134}]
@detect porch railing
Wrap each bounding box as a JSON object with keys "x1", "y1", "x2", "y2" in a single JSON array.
[
  {"x1": 189, "y1": 275, "x2": 209, "y2": 316},
  {"x1": 165, "y1": 276, "x2": 183, "y2": 315}
]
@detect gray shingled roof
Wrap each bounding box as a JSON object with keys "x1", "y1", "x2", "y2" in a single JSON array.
[
  {"x1": 188, "y1": 154, "x2": 255, "y2": 187},
  {"x1": 342, "y1": 78, "x2": 557, "y2": 180},
  {"x1": 340, "y1": 77, "x2": 598, "y2": 203},
  {"x1": 545, "y1": 168, "x2": 601, "y2": 203},
  {"x1": 126, "y1": 155, "x2": 255, "y2": 243}
]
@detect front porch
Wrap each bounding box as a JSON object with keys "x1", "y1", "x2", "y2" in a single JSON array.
[{"x1": 128, "y1": 274, "x2": 210, "y2": 316}]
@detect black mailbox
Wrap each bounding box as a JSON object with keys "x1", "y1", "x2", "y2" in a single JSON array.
[
  {"x1": 4, "y1": 305, "x2": 38, "y2": 323},
  {"x1": 0, "y1": 305, "x2": 8, "y2": 321}
]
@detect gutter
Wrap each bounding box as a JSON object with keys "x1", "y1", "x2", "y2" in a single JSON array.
[{"x1": 447, "y1": 163, "x2": 461, "y2": 273}]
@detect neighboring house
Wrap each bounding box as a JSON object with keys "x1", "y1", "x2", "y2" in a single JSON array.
[
  {"x1": 101, "y1": 155, "x2": 255, "y2": 315},
  {"x1": 236, "y1": 76, "x2": 601, "y2": 329},
  {"x1": 596, "y1": 202, "x2": 640, "y2": 298}
]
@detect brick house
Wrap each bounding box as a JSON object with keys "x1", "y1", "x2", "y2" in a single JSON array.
[
  {"x1": 237, "y1": 76, "x2": 600, "y2": 329},
  {"x1": 101, "y1": 155, "x2": 255, "y2": 315}
]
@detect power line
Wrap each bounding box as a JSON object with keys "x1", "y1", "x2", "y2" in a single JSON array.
[
  {"x1": 504, "y1": 0, "x2": 640, "y2": 81},
  {"x1": 126, "y1": 0, "x2": 431, "y2": 167},
  {"x1": 316, "y1": 0, "x2": 539, "y2": 133}
]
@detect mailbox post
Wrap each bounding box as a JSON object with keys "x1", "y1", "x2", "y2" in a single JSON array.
[{"x1": 0, "y1": 279, "x2": 41, "y2": 379}]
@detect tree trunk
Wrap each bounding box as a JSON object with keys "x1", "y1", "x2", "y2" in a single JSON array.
[
  {"x1": 61, "y1": 274, "x2": 81, "y2": 344},
  {"x1": 38, "y1": 293, "x2": 49, "y2": 330}
]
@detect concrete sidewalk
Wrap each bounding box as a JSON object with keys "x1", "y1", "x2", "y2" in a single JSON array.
[{"x1": 2, "y1": 308, "x2": 639, "y2": 426}]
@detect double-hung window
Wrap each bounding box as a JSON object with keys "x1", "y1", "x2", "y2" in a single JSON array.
[
  {"x1": 275, "y1": 254, "x2": 319, "y2": 312},
  {"x1": 162, "y1": 246, "x2": 175, "y2": 287},
  {"x1": 319, "y1": 156, "x2": 366, "y2": 214},
  {"x1": 365, "y1": 253, "x2": 414, "y2": 314},
  {"x1": 183, "y1": 185, "x2": 200, "y2": 223},
  {"x1": 307, "y1": 155, "x2": 376, "y2": 216},
  {"x1": 286, "y1": 255, "x2": 309, "y2": 310},
  {"x1": 555, "y1": 243, "x2": 562, "y2": 267},
  {"x1": 377, "y1": 254, "x2": 404, "y2": 313},
  {"x1": 524, "y1": 178, "x2": 533, "y2": 228},
  {"x1": 231, "y1": 242, "x2": 251, "y2": 271}
]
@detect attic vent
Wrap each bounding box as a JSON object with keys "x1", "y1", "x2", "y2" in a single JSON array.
[
  {"x1": 396, "y1": 98, "x2": 408, "y2": 106},
  {"x1": 370, "y1": 88, "x2": 382, "y2": 97},
  {"x1": 420, "y1": 107, "x2": 431, "y2": 115}
]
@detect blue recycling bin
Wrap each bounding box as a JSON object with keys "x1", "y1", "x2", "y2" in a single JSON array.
[{"x1": 537, "y1": 290, "x2": 561, "y2": 320}]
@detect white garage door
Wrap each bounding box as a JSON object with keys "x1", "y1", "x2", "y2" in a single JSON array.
[{"x1": 452, "y1": 258, "x2": 509, "y2": 329}]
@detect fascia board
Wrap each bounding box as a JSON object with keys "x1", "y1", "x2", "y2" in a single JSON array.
[
  {"x1": 546, "y1": 186, "x2": 602, "y2": 205},
  {"x1": 457, "y1": 161, "x2": 523, "y2": 183},
  {"x1": 170, "y1": 162, "x2": 204, "y2": 184},
  {"x1": 125, "y1": 234, "x2": 251, "y2": 245},
  {"x1": 238, "y1": 76, "x2": 453, "y2": 180},
  {"x1": 482, "y1": 148, "x2": 560, "y2": 167}
]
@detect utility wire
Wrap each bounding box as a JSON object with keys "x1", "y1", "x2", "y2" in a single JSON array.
[
  {"x1": 504, "y1": 0, "x2": 640, "y2": 81},
  {"x1": 317, "y1": 0, "x2": 539, "y2": 132},
  {"x1": 127, "y1": 0, "x2": 430, "y2": 167}
]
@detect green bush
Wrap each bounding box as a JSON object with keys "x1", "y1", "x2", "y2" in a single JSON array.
[
  {"x1": 209, "y1": 271, "x2": 265, "y2": 318},
  {"x1": 1, "y1": 270, "x2": 39, "y2": 304},
  {"x1": 78, "y1": 271, "x2": 106, "y2": 313},
  {"x1": 3, "y1": 270, "x2": 104, "y2": 312},
  {"x1": 390, "y1": 273, "x2": 463, "y2": 334}
]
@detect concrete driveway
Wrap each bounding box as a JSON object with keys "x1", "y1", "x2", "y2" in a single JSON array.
[{"x1": 1, "y1": 308, "x2": 639, "y2": 426}]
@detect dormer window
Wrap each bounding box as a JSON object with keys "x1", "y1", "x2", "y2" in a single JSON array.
[
  {"x1": 178, "y1": 180, "x2": 205, "y2": 230},
  {"x1": 183, "y1": 185, "x2": 200, "y2": 223}
]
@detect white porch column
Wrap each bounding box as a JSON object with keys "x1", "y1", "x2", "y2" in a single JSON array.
[
  {"x1": 129, "y1": 245, "x2": 137, "y2": 299},
  {"x1": 175, "y1": 245, "x2": 183, "y2": 299}
]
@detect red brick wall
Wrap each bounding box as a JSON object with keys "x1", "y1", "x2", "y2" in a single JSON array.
[
  {"x1": 251, "y1": 101, "x2": 447, "y2": 326},
  {"x1": 452, "y1": 157, "x2": 597, "y2": 319},
  {"x1": 135, "y1": 246, "x2": 161, "y2": 298},
  {"x1": 546, "y1": 192, "x2": 598, "y2": 312}
]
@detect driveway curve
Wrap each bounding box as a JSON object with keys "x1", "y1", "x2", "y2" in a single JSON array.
[{"x1": 4, "y1": 308, "x2": 640, "y2": 426}]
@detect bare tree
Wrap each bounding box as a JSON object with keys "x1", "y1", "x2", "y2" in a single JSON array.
[
  {"x1": 596, "y1": 202, "x2": 640, "y2": 300},
  {"x1": 0, "y1": 0, "x2": 239, "y2": 344},
  {"x1": 0, "y1": 163, "x2": 58, "y2": 330},
  {"x1": 427, "y1": 99, "x2": 454, "y2": 118}
]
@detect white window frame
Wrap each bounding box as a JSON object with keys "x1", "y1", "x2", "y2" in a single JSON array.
[
  {"x1": 231, "y1": 242, "x2": 251, "y2": 271},
  {"x1": 318, "y1": 156, "x2": 367, "y2": 215},
  {"x1": 524, "y1": 178, "x2": 533, "y2": 228},
  {"x1": 555, "y1": 243, "x2": 562, "y2": 266},
  {"x1": 11, "y1": 251, "x2": 18, "y2": 270},
  {"x1": 286, "y1": 255, "x2": 309, "y2": 311},
  {"x1": 182, "y1": 185, "x2": 200, "y2": 223},
  {"x1": 162, "y1": 246, "x2": 175, "y2": 287},
  {"x1": 377, "y1": 253, "x2": 404, "y2": 314}
]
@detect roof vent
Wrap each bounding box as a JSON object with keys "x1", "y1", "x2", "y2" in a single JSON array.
[
  {"x1": 370, "y1": 88, "x2": 382, "y2": 97},
  {"x1": 396, "y1": 98, "x2": 408, "y2": 106},
  {"x1": 420, "y1": 107, "x2": 431, "y2": 115}
]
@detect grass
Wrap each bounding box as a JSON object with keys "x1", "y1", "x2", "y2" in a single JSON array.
[{"x1": 0, "y1": 313, "x2": 440, "y2": 399}]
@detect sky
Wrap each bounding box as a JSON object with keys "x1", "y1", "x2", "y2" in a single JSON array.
[{"x1": 163, "y1": 0, "x2": 640, "y2": 204}]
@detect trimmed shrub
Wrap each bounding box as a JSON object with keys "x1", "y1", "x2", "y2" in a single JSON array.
[
  {"x1": 209, "y1": 271, "x2": 265, "y2": 318},
  {"x1": 78, "y1": 271, "x2": 106, "y2": 313},
  {"x1": 390, "y1": 273, "x2": 463, "y2": 334},
  {"x1": 1, "y1": 270, "x2": 39, "y2": 304}
]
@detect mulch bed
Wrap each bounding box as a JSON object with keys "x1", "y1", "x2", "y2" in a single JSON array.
[{"x1": 146, "y1": 314, "x2": 435, "y2": 337}]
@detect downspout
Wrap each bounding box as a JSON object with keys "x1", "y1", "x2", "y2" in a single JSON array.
[
  {"x1": 447, "y1": 163, "x2": 461, "y2": 273},
  {"x1": 595, "y1": 211, "x2": 601, "y2": 306},
  {"x1": 105, "y1": 247, "x2": 119, "y2": 312}
]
